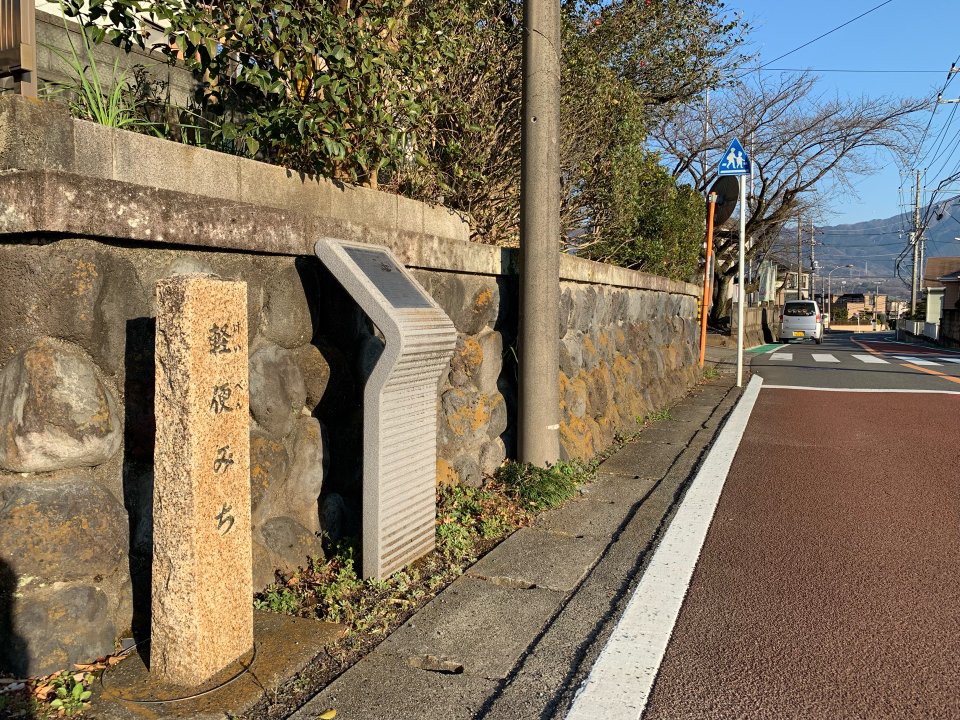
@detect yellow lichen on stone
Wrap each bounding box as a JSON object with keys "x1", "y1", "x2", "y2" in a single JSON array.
[
  {"x1": 459, "y1": 337, "x2": 484, "y2": 374},
  {"x1": 581, "y1": 334, "x2": 597, "y2": 357},
  {"x1": 436, "y1": 457, "x2": 460, "y2": 486},
  {"x1": 71, "y1": 259, "x2": 98, "y2": 297},
  {"x1": 559, "y1": 415, "x2": 594, "y2": 460},
  {"x1": 475, "y1": 287, "x2": 494, "y2": 313},
  {"x1": 444, "y1": 388, "x2": 492, "y2": 437}
]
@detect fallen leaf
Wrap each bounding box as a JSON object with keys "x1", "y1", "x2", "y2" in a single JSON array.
[
  {"x1": 33, "y1": 684, "x2": 55, "y2": 700},
  {"x1": 73, "y1": 662, "x2": 104, "y2": 672},
  {"x1": 72, "y1": 672, "x2": 85, "y2": 683},
  {"x1": 318, "y1": 710, "x2": 337, "y2": 720},
  {"x1": 107, "y1": 655, "x2": 125, "y2": 666}
]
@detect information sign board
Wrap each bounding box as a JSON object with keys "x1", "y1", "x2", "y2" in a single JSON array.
[{"x1": 315, "y1": 238, "x2": 457, "y2": 579}]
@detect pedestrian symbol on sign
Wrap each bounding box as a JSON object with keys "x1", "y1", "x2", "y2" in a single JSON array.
[{"x1": 718, "y1": 138, "x2": 750, "y2": 176}]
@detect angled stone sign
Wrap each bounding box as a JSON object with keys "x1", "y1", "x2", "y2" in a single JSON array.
[{"x1": 315, "y1": 238, "x2": 457, "y2": 579}]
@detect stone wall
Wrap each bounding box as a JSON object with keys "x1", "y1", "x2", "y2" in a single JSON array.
[
  {"x1": 0, "y1": 95, "x2": 701, "y2": 676},
  {"x1": 939, "y1": 310, "x2": 960, "y2": 348},
  {"x1": 558, "y1": 284, "x2": 699, "y2": 459}
]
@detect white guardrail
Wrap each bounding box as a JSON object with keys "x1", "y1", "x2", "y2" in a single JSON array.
[{"x1": 897, "y1": 320, "x2": 923, "y2": 339}]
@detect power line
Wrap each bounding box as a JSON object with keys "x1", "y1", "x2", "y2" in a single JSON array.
[
  {"x1": 818, "y1": 242, "x2": 914, "y2": 249},
  {"x1": 743, "y1": 0, "x2": 896, "y2": 78},
  {"x1": 815, "y1": 230, "x2": 903, "y2": 236},
  {"x1": 911, "y1": 54, "x2": 960, "y2": 170},
  {"x1": 757, "y1": 67, "x2": 942, "y2": 74}
]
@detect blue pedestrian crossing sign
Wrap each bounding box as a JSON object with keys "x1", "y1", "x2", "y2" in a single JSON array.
[{"x1": 718, "y1": 138, "x2": 750, "y2": 176}]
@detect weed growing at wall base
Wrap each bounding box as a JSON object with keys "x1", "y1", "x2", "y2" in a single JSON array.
[
  {"x1": 252, "y1": 459, "x2": 597, "y2": 635},
  {"x1": 639, "y1": 407, "x2": 673, "y2": 424},
  {"x1": 498, "y1": 459, "x2": 596, "y2": 513}
]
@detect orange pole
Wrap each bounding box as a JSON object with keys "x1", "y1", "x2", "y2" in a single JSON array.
[{"x1": 699, "y1": 193, "x2": 718, "y2": 367}]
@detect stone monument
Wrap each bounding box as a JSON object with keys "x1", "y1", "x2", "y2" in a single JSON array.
[{"x1": 152, "y1": 274, "x2": 253, "y2": 686}]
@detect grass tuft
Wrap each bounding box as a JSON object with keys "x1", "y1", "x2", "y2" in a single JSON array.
[{"x1": 498, "y1": 459, "x2": 595, "y2": 513}]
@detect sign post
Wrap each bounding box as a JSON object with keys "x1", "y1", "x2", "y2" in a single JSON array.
[
  {"x1": 698, "y1": 194, "x2": 716, "y2": 367},
  {"x1": 718, "y1": 138, "x2": 751, "y2": 388}
]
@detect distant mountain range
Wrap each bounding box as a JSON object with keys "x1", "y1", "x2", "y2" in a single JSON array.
[{"x1": 772, "y1": 195, "x2": 960, "y2": 298}]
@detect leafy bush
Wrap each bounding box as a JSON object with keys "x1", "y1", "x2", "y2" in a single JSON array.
[
  {"x1": 62, "y1": 0, "x2": 745, "y2": 279},
  {"x1": 63, "y1": 0, "x2": 462, "y2": 187}
]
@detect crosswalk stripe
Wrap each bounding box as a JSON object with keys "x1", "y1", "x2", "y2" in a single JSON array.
[
  {"x1": 937, "y1": 357, "x2": 960, "y2": 364},
  {"x1": 770, "y1": 353, "x2": 792, "y2": 361},
  {"x1": 812, "y1": 353, "x2": 839, "y2": 363},
  {"x1": 892, "y1": 355, "x2": 941, "y2": 366},
  {"x1": 853, "y1": 354, "x2": 888, "y2": 364}
]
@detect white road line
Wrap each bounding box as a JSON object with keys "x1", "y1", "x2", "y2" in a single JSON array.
[
  {"x1": 892, "y1": 355, "x2": 941, "y2": 366},
  {"x1": 770, "y1": 353, "x2": 792, "y2": 361},
  {"x1": 853, "y1": 354, "x2": 888, "y2": 364},
  {"x1": 762, "y1": 385, "x2": 960, "y2": 395},
  {"x1": 812, "y1": 353, "x2": 839, "y2": 363},
  {"x1": 937, "y1": 357, "x2": 960, "y2": 364},
  {"x1": 566, "y1": 375, "x2": 764, "y2": 720}
]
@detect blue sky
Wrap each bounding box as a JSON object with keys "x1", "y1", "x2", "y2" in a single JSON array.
[{"x1": 732, "y1": 0, "x2": 960, "y2": 225}]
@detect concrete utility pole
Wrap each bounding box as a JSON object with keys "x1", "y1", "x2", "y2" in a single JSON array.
[
  {"x1": 797, "y1": 214, "x2": 803, "y2": 300},
  {"x1": 810, "y1": 219, "x2": 816, "y2": 303},
  {"x1": 518, "y1": 0, "x2": 561, "y2": 466},
  {"x1": 874, "y1": 281, "x2": 882, "y2": 328},
  {"x1": 911, "y1": 169, "x2": 921, "y2": 317},
  {"x1": 917, "y1": 170, "x2": 925, "y2": 301}
]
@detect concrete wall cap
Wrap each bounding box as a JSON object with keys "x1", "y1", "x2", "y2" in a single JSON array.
[{"x1": 0, "y1": 94, "x2": 697, "y2": 296}]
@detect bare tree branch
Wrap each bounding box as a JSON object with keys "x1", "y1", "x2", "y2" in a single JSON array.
[{"x1": 651, "y1": 71, "x2": 927, "y2": 304}]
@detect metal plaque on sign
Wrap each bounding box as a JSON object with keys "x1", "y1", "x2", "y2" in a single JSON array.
[
  {"x1": 315, "y1": 238, "x2": 456, "y2": 579},
  {"x1": 343, "y1": 246, "x2": 434, "y2": 309}
]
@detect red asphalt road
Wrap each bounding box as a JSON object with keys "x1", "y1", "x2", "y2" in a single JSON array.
[
  {"x1": 857, "y1": 339, "x2": 960, "y2": 356},
  {"x1": 644, "y1": 389, "x2": 960, "y2": 719}
]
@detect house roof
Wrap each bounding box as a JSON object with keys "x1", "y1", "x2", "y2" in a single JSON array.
[
  {"x1": 924, "y1": 257, "x2": 960, "y2": 288},
  {"x1": 938, "y1": 270, "x2": 960, "y2": 283}
]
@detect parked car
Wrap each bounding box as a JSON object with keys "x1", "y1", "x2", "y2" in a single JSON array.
[{"x1": 779, "y1": 300, "x2": 824, "y2": 344}]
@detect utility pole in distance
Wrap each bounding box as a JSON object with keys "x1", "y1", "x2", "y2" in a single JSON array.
[
  {"x1": 810, "y1": 219, "x2": 816, "y2": 303},
  {"x1": 911, "y1": 169, "x2": 921, "y2": 317},
  {"x1": 797, "y1": 213, "x2": 803, "y2": 300},
  {"x1": 917, "y1": 169, "x2": 925, "y2": 300},
  {"x1": 518, "y1": 0, "x2": 560, "y2": 466}
]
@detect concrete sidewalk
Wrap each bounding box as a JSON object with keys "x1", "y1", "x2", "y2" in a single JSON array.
[{"x1": 290, "y1": 377, "x2": 742, "y2": 720}]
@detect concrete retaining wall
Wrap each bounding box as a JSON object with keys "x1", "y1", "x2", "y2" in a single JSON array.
[
  {"x1": 714, "y1": 306, "x2": 779, "y2": 348},
  {"x1": 0, "y1": 96, "x2": 701, "y2": 676}
]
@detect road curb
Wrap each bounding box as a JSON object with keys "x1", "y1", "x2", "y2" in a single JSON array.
[{"x1": 565, "y1": 374, "x2": 764, "y2": 720}]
